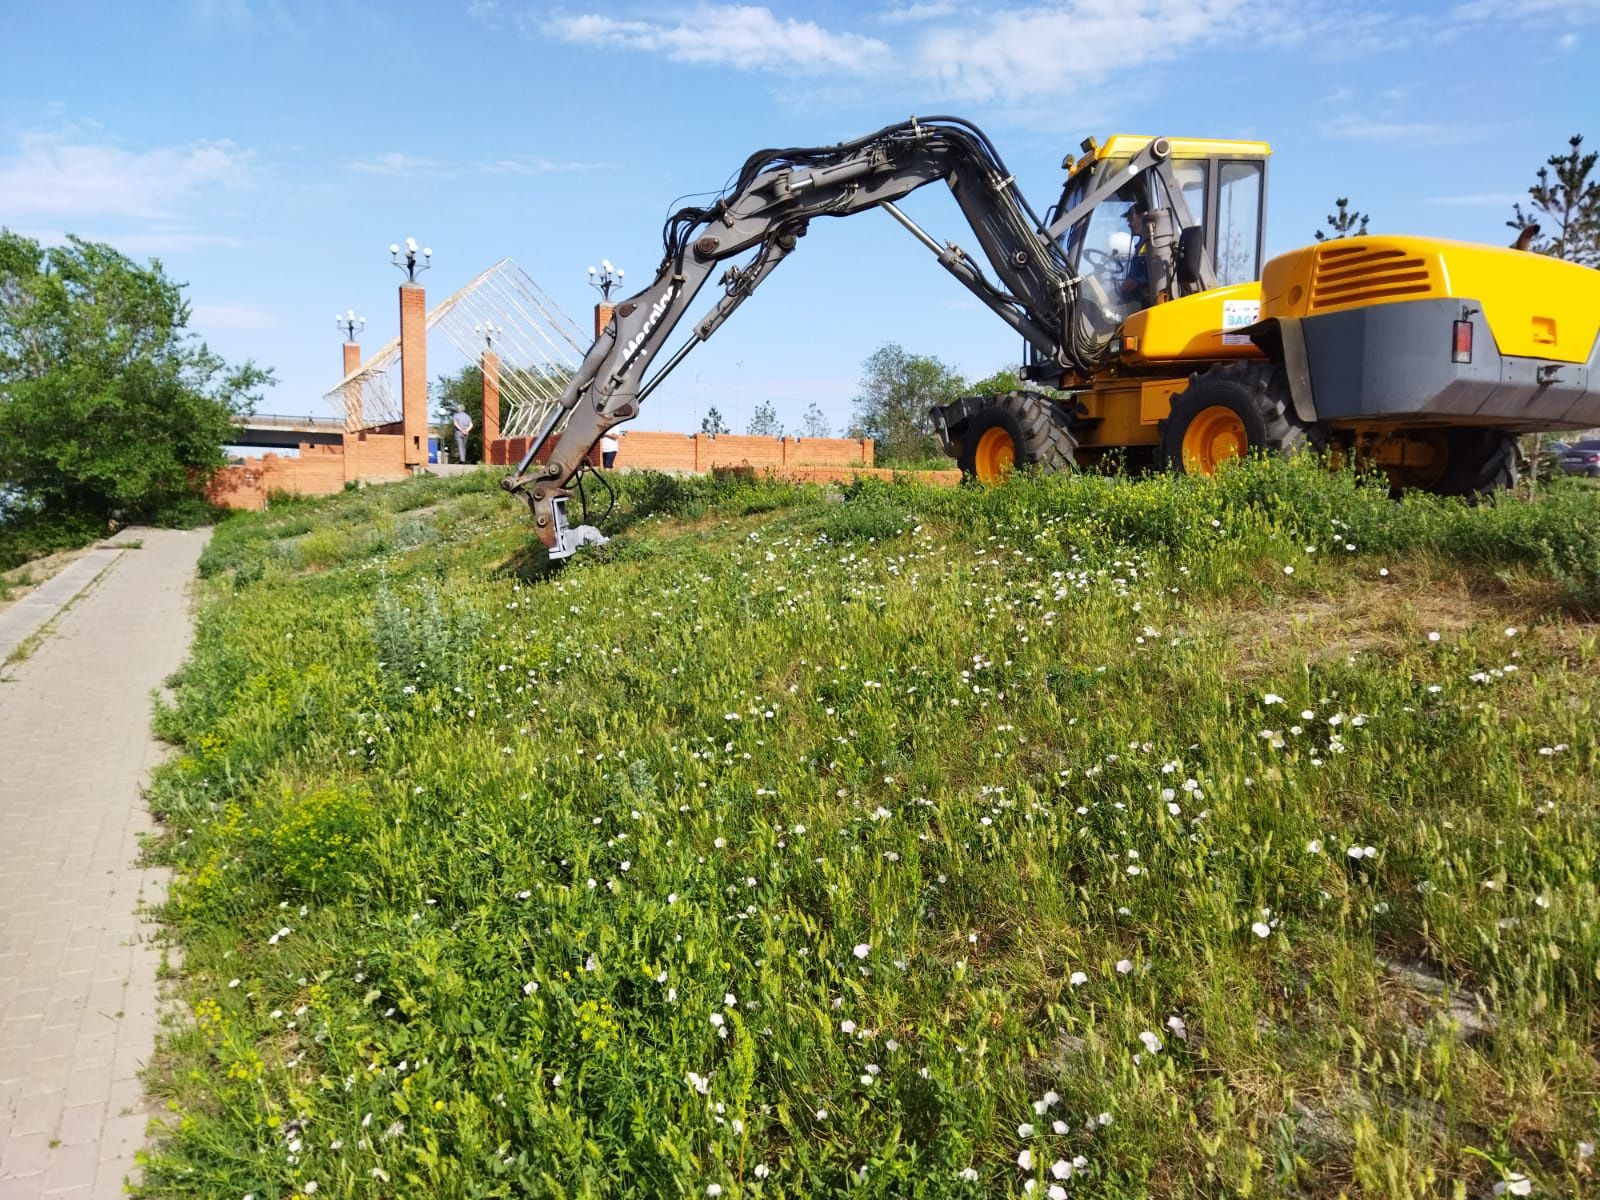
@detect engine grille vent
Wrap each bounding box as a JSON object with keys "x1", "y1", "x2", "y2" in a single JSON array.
[{"x1": 1310, "y1": 244, "x2": 1435, "y2": 312}]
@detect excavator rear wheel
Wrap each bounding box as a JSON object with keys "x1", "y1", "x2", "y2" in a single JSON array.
[
  {"x1": 1160, "y1": 362, "x2": 1322, "y2": 476},
  {"x1": 955, "y1": 391, "x2": 1078, "y2": 484},
  {"x1": 1385, "y1": 428, "x2": 1519, "y2": 496}
]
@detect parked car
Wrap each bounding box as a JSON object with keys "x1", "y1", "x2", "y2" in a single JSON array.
[{"x1": 1559, "y1": 438, "x2": 1600, "y2": 477}]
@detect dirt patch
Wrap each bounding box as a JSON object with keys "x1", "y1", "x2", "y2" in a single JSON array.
[{"x1": 1217, "y1": 558, "x2": 1582, "y2": 675}]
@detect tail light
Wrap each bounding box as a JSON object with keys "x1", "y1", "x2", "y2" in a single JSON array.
[{"x1": 1451, "y1": 319, "x2": 1473, "y2": 364}]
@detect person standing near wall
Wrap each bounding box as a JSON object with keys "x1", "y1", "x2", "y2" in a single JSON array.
[
  {"x1": 600, "y1": 429, "x2": 620, "y2": 469},
  {"x1": 452, "y1": 407, "x2": 473, "y2": 464}
]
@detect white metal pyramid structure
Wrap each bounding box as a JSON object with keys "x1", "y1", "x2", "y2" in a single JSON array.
[{"x1": 322, "y1": 258, "x2": 587, "y2": 437}]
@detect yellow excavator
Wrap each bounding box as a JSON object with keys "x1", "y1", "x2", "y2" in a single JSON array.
[{"x1": 504, "y1": 118, "x2": 1600, "y2": 557}]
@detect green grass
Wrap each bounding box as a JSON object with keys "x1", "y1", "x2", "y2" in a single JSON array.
[{"x1": 140, "y1": 459, "x2": 1600, "y2": 1198}]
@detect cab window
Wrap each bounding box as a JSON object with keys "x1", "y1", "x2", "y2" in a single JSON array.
[
  {"x1": 1170, "y1": 160, "x2": 1207, "y2": 227},
  {"x1": 1065, "y1": 182, "x2": 1150, "y2": 334},
  {"x1": 1216, "y1": 161, "x2": 1263, "y2": 285}
]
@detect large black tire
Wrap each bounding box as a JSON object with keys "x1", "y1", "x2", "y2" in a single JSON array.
[
  {"x1": 1405, "y1": 429, "x2": 1519, "y2": 497},
  {"x1": 950, "y1": 391, "x2": 1078, "y2": 482},
  {"x1": 1159, "y1": 362, "x2": 1322, "y2": 476}
]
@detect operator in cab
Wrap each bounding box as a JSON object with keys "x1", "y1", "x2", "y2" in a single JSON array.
[{"x1": 1119, "y1": 205, "x2": 1151, "y2": 303}]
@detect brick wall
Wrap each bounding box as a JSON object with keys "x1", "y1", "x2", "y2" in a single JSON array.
[
  {"x1": 487, "y1": 432, "x2": 875, "y2": 473},
  {"x1": 488, "y1": 438, "x2": 603, "y2": 469},
  {"x1": 207, "y1": 431, "x2": 410, "y2": 510},
  {"x1": 343, "y1": 432, "x2": 410, "y2": 483}
]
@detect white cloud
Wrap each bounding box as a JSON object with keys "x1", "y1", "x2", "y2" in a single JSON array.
[
  {"x1": 0, "y1": 131, "x2": 254, "y2": 221},
  {"x1": 187, "y1": 0, "x2": 297, "y2": 32},
  {"x1": 912, "y1": 0, "x2": 1256, "y2": 102},
  {"x1": 875, "y1": 1, "x2": 959, "y2": 22},
  {"x1": 540, "y1": 0, "x2": 1262, "y2": 101},
  {"x1": 466, "y1": 0, "x2": 503, "y2": 26},
  {"x1": 346, "y1": 152, "x2": 449, "y2": 177},
  {"x1": 479, "y1": 155, "x2": 601, "y2": 175},
  {"x1": 191, "y1": 303, "x2": 283, "y2": 331},
  {"x1": 1424, "y1": 192, "x2": 1524, "y2": 206},
  {"x1": 1454, "y1": 0, "x2": 1600, "y2": 20},
  {"x1": 542, "y1": 5, "x2": 891, "y2": 73},
  {"x1": 1318, "y1": 115, "x2": 1467, "y2": 141}
]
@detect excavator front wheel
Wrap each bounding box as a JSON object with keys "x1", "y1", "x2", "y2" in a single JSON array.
[
  {"x1": 952, "y1": 392, "x2": 1078, "y2": 484},
  {"x1": 1180, "y1": 405, "x2": 1249, "y2": 474},
  {"x1": 973, "y1": 425, "x2": 1017, "y2": 483}
]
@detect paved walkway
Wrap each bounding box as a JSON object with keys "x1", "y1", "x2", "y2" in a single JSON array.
[{"x1": 0, "y1": 529, "x2": 209, "y2": 1199}]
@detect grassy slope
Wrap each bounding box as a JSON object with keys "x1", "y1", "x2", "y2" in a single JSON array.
[{"x1": 142, "y1": 464, "x2": 1600, "y2": 1199}]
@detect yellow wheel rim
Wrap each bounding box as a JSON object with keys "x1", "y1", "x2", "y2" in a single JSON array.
[
  {"x1": 1181, "y1": 405, "x2": 1249, "y2": 474},
  {"x1": 974, "y1": 425, "x2": 1017, "y2": 484}
]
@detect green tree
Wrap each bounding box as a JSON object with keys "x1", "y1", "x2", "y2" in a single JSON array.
[
  {"x1": 746, "y1": 399, "x2": 782, "y2": 437},
  {"x1": 701, "y1": 406, "x2": 729, "y2": 435},
  {"x1": 849, "y1": 343, "x2": 967, "y2": 464},
  {"x1": 798, "y1": 402, "x2": 832, "y2": 438},
  {"x1": 1507, "y1": 134, "x2": 1600, "y2": 266},
  {"x1": 970, "y1": 366, "x2": 1022, "y2": 396},
  {"x1": 0, "y1": 231, "x2": 272, "y2": 525},
  {"x1": 1313, "y1": 198, "x2": 1369, "y2": 242}
]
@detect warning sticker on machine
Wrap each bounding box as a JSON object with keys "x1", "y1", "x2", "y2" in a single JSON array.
[{"x1": 1221, "y1": 299, "x2": 1260, "y2": 346}]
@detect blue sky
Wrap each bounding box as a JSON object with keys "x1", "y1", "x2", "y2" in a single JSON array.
[{"x1": 3, "y1": 0, "x2": 1597, "y2": 436}]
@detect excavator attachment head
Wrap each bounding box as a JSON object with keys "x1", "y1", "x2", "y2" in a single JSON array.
[
  {"x1": 546, "y1": 496, "x2": 609, "y2": 560},
  {"x1": 501, "y1": 477, "x2": 610, "y2": 561}
]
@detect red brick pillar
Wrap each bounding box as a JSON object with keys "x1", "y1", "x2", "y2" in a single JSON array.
[
  {"x1": 481, "y1": 349, "x2": 500, "y2": 455},
  {"x1": 399, "y1": 283, "x2": 427, "y2": 467},
  {"x1": 594, "y1": 302, "x2": 614, "y2": 341},
  {"x1": 341, "y1": 341, "x2": 362, "y2": 432}
]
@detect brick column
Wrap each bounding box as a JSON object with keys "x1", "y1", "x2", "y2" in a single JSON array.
[
  {"x1": 341, "y1": 341, "x2": 362, "y2": 432},
  {"x1": 594, "y1": 302, "x2": 614, "y2": 341},
  {"x1": 399, "y1": 283, "x2": 428, "y2": 467},
  {"x1": 481, "y1": 349, "x2": 500, "y2": 455}
]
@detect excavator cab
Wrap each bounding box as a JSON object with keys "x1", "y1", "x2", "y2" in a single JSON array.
[{"x1": 1043, "y1": 136, "x2": 1271, "y2": 363}]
